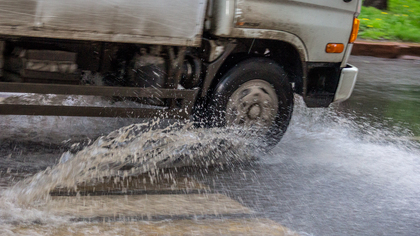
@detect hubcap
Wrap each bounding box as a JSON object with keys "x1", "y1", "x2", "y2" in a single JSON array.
[
  {"x1": 248, "y1": 104, "x2": 261, "y2": 120},
  {"x1": 226, "y1": 80, "x2": 278, "y2": 129}
]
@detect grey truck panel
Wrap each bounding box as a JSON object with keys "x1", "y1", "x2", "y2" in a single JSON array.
[
  {"x1": 213, "y1": 0, "x2": 359, "y2": 62},
  {"x1": 0, "y1": 0, "x2": 207, "y2": 46}
]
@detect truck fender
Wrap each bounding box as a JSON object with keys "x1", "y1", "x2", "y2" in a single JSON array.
[{"x1": 229, "y1": 28, "x2": 308, "y2": 62}]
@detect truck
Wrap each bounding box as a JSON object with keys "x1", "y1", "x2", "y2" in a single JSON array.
[{"x1": 0, "y1": 0, "x2": 360, "y2": 147}]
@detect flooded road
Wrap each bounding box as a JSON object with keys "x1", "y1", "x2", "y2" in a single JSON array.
[{"x1": 0, "y1": 56, "x2": 420, "y2": 235}]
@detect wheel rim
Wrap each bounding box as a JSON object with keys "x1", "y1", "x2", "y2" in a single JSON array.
[{"x1": 226, "y1": 79, "x2": 278, "y2": 130}]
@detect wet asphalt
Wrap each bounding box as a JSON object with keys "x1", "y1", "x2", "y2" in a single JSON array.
[
  {"x1": 196, "y1": 56, "x2": 420, "y2": 236},
  {"x1": 1, "y1": 56, "x2": 420, "y2": 235}
]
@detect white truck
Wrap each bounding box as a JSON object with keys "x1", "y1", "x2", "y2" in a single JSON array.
[{"x1": 0, "y1": 0, "x2": 360, "y2": 147}]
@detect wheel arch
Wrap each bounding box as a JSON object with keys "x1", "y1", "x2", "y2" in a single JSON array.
[{"x1": 201, "y1": 38, "x2": 305, "y2": 102}]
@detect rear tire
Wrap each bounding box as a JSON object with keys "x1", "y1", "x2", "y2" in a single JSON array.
[{"x1": 208, "y1": 58, "x2": 294, "y2": 150}]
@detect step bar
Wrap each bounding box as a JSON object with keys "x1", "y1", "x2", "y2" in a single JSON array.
[{"x1": 0, "y1": 82, "x2": 199, "y2": 118}]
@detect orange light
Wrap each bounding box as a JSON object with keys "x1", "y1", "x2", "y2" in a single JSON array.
[
  {"x1": 326, "y1": 43, "x2": 344, "y2": 53},
  {"x1": 349, "y1": 18, "x2": 360, "y2": 43},
  {"x1": 236, "y1": 22, "x2": 245, "y2": 26}
]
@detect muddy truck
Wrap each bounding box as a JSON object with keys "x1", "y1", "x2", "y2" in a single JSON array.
[{"x1": 0, "y1": 0, "x2": 360, "y2": 147}]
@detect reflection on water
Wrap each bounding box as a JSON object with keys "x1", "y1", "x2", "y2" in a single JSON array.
[{"x1": 341, "y1": 56, "x2": 420, "y2": 137}]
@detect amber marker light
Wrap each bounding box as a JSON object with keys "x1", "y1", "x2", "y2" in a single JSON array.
[
  {"x1": 325, "y1": 43, "x2": 344, "y2": 53},
  {"x1": 349, "y1": 17, "x2": 360, "y2": 43}
]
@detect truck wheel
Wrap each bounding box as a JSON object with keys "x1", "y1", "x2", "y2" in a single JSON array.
[{"x1": 209, "y1": 58, "x2": 293, "y2": 149}]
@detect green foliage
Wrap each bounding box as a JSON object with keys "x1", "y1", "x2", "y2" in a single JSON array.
[{"x1": 358, "y1": 0, "x2": 420, "y2": 42}]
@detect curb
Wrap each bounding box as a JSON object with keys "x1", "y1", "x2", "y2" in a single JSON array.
[{"x1": 352, "y1": 40, "x2": 420, "y2": 59}]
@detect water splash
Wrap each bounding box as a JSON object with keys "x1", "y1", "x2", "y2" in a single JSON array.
[
  {"x1": 0, "y1": 120, "x2": 259, "y2": 215},
  {"x1": 1, "y1": 96, "x2": 420, "y2": 234},
  {"x1": 269, "y1": 97, "x2": 420, "y2": 194}
]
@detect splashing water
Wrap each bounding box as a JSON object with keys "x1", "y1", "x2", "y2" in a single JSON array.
[
  {"x1": 1, "y1": 96, "x2": 420, "y2": 235},
  {"x1": 0, "y1": 119, "x2": 261, "y2": 224}
]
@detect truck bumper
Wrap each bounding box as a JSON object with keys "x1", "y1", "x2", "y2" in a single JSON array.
[{"x1": 333, "y1": 64, "x2": 358, "y2": 103}]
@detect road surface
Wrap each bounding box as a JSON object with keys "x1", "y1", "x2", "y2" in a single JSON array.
[{"x1": 1, "y1": 56, "x2": 420, "y2": 235}]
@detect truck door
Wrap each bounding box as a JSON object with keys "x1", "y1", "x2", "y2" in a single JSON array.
[{"x1": 235, "y1": 0, "x2": 360, "y2": 62}]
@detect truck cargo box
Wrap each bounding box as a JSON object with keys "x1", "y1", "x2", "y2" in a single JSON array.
[{"x1": 0, "y1": 0, "x2": 207, "y2": 46}]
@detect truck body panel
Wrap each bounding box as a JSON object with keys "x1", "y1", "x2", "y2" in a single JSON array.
[
  {"x1": 0, "y1": 0, "x2": 207, "y2": 46},
  {"x1": 213, "y1": 0, "x2": 358, "y2": 62}
]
